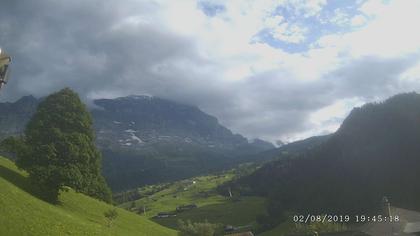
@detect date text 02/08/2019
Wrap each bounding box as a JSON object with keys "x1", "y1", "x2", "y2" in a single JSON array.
[{"x1": 293, "y1": 214, "x2": 400, "y2": 223}]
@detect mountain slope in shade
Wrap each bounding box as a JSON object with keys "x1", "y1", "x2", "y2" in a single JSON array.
[
  {"x1": 92, "y1": 95, "x2": 271, "y2": 152},
  {"x1": 0, "y1": 95, "x2": 38, "y2": 138},
  {"x1": 91, "y1": 95, "x2": 274, "y2": 191},
  {"x1": 237, "y1": 92, "x2": 420, "y2": 218}
]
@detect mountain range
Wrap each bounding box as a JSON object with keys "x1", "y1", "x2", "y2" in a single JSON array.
[{"x1": 0, "y1": 95, "x2": 274, "y2": 191}]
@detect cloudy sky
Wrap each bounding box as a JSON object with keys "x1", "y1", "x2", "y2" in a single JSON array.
[{"x1": 1, "y1": 0, "x2": 420, "y2": 143}]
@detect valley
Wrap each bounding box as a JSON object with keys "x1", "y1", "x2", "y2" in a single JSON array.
[
  {"x1": 2, "y1": 1, "x2": 419, "y2": 235},
  {"x1": 2, "y1": 92, "x2": 420, "y2": 236},
  {"x1": 117, "y1": 170, "x2": 267, "y2": 232}
]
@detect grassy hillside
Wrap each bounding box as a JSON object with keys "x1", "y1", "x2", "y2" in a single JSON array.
[
  {"x1": 0, "y1": 156, "x2": 177, "y2": 236},
  {"x1": 119, "y1": 173, "x2": 266, "y2": 230}
]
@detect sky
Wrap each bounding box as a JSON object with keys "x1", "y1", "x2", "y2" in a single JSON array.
[{"x1": 1, "y1": 0, "x2": 420, "y2": 143}]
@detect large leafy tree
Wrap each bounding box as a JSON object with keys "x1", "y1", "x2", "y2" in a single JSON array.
[{"x1": 14, "y1": 88, "x2": 111, "y2": 203}]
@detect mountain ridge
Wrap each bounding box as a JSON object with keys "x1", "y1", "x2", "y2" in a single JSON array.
[
  {"x1": 232, "y1": 92, "x2": 420, "y2": 227},
  {"x1": 0, "y1": 94, "x2": 274, "y2": 191}
]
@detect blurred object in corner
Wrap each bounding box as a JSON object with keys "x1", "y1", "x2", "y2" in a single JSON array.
[{"x1": 0, "y1": 48, "x2": 12, "y2": 92}]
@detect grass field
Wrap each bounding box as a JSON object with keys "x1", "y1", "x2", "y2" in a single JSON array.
[
  {"x1": 119, "y1": 173, "x2": 267, "y2": 230},
  {"x1": 154, "y1": 196, "x2": 266, "y2": 229},
  {"x1": 0, "y1": 156, "x2": 177, "y2": 236}
]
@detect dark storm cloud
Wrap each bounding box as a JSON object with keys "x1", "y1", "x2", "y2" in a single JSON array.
[
  {"x1": 0, "y1": 1, "x2": 194, "y2": 97},
  {"x1": 329, "y1": 55, "x2": 419, "y2": 99},
  {"x1": 0, "y1": 0, "x2": 419, "y2": 141},
  {"x1": 218, "y1": 55, "x2": 419, "y2": 140}
]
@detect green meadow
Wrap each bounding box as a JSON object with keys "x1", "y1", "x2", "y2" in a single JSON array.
[
  {"x1": 119, "y1": 172, "x2": 267, "y2": 230},
  {"x1": 0, "y1": 156, "x2": 176, "y2": 236}
]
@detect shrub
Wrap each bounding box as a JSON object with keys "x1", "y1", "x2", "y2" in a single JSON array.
[
  {"x1": 177, "y1": 220, "x2": 220, "y2": 236},
  {"x1": 104, "y1": 209, "x2": 118, "y2": 227}
]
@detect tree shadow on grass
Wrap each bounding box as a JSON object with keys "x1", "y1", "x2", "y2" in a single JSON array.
[{"x1": 0, "y1": 165, "x2": 44, "y2": 202}]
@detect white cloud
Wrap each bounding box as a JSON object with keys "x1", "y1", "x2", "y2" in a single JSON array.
[
  {"x1": 2, "y1": 0, "x2": 420, "y2": 143},
  {"x1": 271, "y1": 23, "x2": 308, "y2": 43},
  {"x1": 330, "y1": 9, "x2": 350, "y2": 26},
  {"x1": 350, "y1": 15, "x2": 367, "y2": 26},
  {"x1": 263, "y1": 15, "x2": 285, "y2": 28},
  {"x1": 399, "y1": 59, "x2": 420, "y2": 88},
  {"x1": 310, "y1": 97, "x2": 365, "y2": 129},
  {"x1": 316, "y1": 0, "x2": 420, "y2": 58},
  {"x1": 359, "y1": 0, "x2": 388, "y2": 16},
  {"x1": 289, "y1": 0, "x2": 327, "y2": 17}
]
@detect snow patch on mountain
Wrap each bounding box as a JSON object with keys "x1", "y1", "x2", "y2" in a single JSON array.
[{"x1": 124, "y1": 129, "x2": 143, "y2": 143}]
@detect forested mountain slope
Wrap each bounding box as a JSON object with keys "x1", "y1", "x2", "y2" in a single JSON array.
[{"x1": 236, "y1": 93, "x2": 420, "y2": 223}]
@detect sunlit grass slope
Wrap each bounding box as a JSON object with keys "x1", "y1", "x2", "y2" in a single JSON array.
[{"x1": 0, "y1": 156, "x2": 176, "y2": 236}]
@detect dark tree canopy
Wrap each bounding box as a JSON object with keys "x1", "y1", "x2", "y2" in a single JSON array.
[{"x1": 15, "y1": 88, "x2": 111, "y2": 203}]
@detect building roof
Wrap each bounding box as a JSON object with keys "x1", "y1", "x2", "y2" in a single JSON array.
[
  {"x1": 404, "y1": 222, "x2": 420, "y2": 234},
  {"x1": 358, "y1": 207, "x2": 420, "y2": 236}
]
